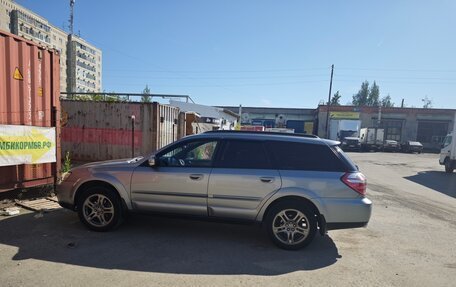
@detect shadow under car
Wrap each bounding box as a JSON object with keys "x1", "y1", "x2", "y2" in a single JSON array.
[{"x1": 0, "y1": 210, "x2": 341, "y2": 275}]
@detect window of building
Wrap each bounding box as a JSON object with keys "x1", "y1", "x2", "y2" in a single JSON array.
[
  {"x1": 382, "y1": 120, "x2": 403, "y2": 141},
  {"x1": 417, "y1": 121, "x2": 449, "y2": 144}
]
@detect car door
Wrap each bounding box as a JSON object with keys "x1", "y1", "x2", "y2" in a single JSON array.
[
  {"x1": 130, "y1": 139, "x2": 219, "y2": 216},
  {"x1": 440, "y1": 135, "x2": 452, "y2": 163},
  {"x1": 207, "y1": 139, "x2": 281, "y2": 220}
]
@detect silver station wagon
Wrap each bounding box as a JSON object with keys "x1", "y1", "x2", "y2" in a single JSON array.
[{"x1": 57, "y1": 131, "x2": 372, "y2": 250}]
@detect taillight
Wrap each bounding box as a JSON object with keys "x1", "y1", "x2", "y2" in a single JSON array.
[{"x1": 341, "y1": 172, "x2": 367, "y2": 196}]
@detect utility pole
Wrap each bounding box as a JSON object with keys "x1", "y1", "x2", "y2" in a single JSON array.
[
  {"x1": 69, "y1": 0, "x2": 75, "y2": 35},
  {"x1": 325, "y1": 64, "x2": 334, "y2": 139}
]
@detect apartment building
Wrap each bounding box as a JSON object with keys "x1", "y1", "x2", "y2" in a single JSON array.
[
  {"x1": 0, "y1": 0, "x2": 102, "y2": 93},
  {"x1": 67, "y1": 34, "x2": 102, "y2": 93}
]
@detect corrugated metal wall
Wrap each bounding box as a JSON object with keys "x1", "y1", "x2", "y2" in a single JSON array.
[
  {"x1": 158, "y1": 104, "x2": 179, "y2": 149},
  {"x1": 61, "y1": 101, "x2": 181, "y2": 161},
  {"x1": 0, "y1": 31, "x2": 61, "y2": 192}
]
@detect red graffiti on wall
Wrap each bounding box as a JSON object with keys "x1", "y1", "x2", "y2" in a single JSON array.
[{"x1": 61, "y1": 127, "x2": 142, "y2": 146}]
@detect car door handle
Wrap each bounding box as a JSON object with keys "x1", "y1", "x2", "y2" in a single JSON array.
[
  {"x1": 189, "y1": 174, "x2": 204, "y2": 180},
  {"x1": 260, "y1": 177, "x2": 275, "y2": 183}
]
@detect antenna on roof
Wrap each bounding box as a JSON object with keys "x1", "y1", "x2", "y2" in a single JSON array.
[{"x1": 69, "y1": 0, "x2": 75, "y2": 35}]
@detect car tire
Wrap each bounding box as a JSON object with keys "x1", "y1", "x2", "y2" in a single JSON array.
[
  {"x1": 265, "y1": 200, "x2": 317, "y2": 250},
  {"x1": 444, "y1": 159, "x2": 454, "y2": 173},
  {"x1": 77, "y1": 185, "x2": 123, "y2": 232}
]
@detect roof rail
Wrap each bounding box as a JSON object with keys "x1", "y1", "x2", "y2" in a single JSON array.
[{"x1": 204, "y1": 130, "x2": 319, "y2": 138}]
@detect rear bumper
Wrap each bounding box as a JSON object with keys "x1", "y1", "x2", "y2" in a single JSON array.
[
  {"x1": 383, "y1": 146, "x2": 399, "y2": 151},
  {"x1": 318, "y1": 197, "x2": 372, "y2": 227}
]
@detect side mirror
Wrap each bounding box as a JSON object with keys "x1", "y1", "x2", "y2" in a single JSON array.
[{"x1": 148, "y1": 156, "x2": 157, "y2": 167}]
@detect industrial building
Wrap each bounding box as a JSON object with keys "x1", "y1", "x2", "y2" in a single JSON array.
[
  {"x1": 223, "y1": 105, "x2": 455, "y2": 152},
  {"x1": 223, "y1": 106, "x2": 315, "y2": 134},
  {"x1": 0, "y1": 0, "x2": 102, "y2": 93},
  {"x1": 317, "y1": 105, "x2": 455, "y2": 151}
]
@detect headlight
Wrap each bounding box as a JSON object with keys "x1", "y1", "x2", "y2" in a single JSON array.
[{"x1": 59, "y1": 171, "x2": 72, "y2": 184}]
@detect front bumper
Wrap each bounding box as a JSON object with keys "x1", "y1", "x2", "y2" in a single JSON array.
[
  {"x1": 56, "y1": 179, "x2": 77, "y2": 211},
  {"x1": 58, "y1": 201, "x2": 75, "y2": 210},
  {"x1": 341, "y1": 145, "x2": 361, "y2": 151}
]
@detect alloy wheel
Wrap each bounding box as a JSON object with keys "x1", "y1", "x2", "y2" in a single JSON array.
[
  {"x1": 272, "y1": 209, "x2": 310, "y2": 245},
  {"x1": 82, "y1": 194, "x2": 115, "y2": 227}
]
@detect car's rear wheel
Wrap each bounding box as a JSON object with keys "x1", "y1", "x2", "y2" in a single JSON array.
[
  {"x1": 265, "y1": 200, "x2": 317, "y2": 250},
  {"x1": 77, "y1": 186, "x2": 123, "y2": 231}
]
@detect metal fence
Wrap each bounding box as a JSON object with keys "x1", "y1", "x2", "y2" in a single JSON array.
[
  {"x1": 61, "y1": 99, "x2": 184, "y2": 162},
  {"x1": 60, "y1": 92, "x2": 195, "y2": 103}
]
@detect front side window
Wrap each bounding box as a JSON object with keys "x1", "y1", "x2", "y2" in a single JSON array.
[
  {"x1": 443, "y1": 136, "x2": 452, "y2": 148},
  {"x1": 159, "y1": 140, "x2": 218, "y2": 167},
  {"x1": 217, "y1": 140, "x2": 271, "y2": 169}
]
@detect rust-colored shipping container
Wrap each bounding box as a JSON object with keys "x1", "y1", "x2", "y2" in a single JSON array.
[{"x1": 0, "y1": 30, "x2": 61, "y2": 192}]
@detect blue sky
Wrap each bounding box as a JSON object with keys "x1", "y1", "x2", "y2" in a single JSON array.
[{"x1": 17, "y1": 0, "x2": 456, "y2": 108}]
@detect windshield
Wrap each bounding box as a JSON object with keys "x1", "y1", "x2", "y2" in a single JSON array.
[{"x1": 443, "y1": 136, "x2": 452, "y2": 147}]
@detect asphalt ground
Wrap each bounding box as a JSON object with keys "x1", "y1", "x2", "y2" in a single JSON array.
[{"x1": 0, "y1": 152, "x2": 455, "y2": 287}]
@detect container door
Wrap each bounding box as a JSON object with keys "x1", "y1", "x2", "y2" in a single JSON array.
[{"x1": 379, "y1": 129, "x2": 385, "y2": 143}]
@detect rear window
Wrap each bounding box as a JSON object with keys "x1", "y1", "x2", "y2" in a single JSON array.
[{"x1": 265, "y1": 141, "x2": 349, "y2": 172}]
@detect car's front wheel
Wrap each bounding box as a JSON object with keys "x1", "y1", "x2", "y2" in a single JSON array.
[
  {"x1": 265, "y1": 200, "x2": 317, "y2": 250},
  {"x1": 77, "y1": 186, "x2": 123, "y2": 231},
  {"x1": 444, "y1": 158, "x2": 454, "y2": 173}
]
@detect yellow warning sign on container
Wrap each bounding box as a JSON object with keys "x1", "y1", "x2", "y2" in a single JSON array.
[{"x1": 13, "y1": 67, "x2": 23, "y2": 80}]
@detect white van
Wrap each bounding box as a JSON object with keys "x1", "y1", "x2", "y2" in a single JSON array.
[{"x1": 439, "y1": 131, "x2": 455, "y2": 173}]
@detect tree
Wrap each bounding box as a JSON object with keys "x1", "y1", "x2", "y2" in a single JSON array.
[
  {"x1": 381, "y1": 94, "x2": 394, "y2": 107},
  {"x1": 368, "y1": 81, "x2": 380, "y2": 106},
  {"x1": 330, "y1": 91, "x2": 342, "y2": 105},
  {"x1": 422, "y1": 96, "x2": 432, "y2": 109},
  {"x1": 141, "y1": 85, "x2": 151, "y2": 103},
  {"x1": 352, "y1": 81, "x2": 369, "y2": 106}
]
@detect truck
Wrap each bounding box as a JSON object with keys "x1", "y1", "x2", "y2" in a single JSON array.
[
  {"x1": 439, "y1": 113, "x2": 456, "y2": 173},
  {"x1": 359, "y1": 127, "x2": 384, "y2": 151},
  {"x1": 329, "y1": 119, "x2": 361, "y2": 141}
]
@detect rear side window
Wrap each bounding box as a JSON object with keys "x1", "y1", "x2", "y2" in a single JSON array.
[
  {"x1": 216, "y1": 140, "x2": 271, "y2": 169},
  {"x1": 266, "y1": 141, "x2": 347, "y2": 172},
  {"x1": 333, "y1": 146, "x2": 358, "y2": 171}
]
